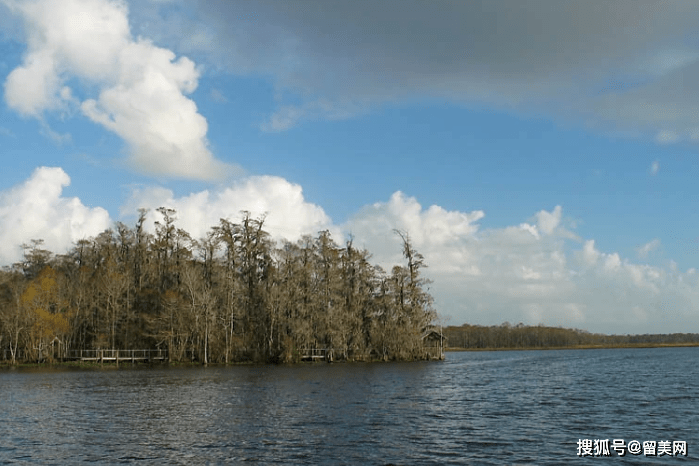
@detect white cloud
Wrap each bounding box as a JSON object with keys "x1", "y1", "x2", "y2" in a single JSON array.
[
  {"x1": 535, "y1": 205, "x2": 562, "y2": 235},
  {"x1": 637, "y1": 238, "x2": 661, "y2": 258},
  {"x1": 518, "y1": 223, "x2": 539, "y2": 239},
  {"x1": 122, "y1": 175, "x2": 335, "y2": 242},
  {"x1": 344, "y1": 191, "x2": 485, "y2": 272},
  {"x1": 4, "y1": 47, "x2": 61, "y2": 116},
  {"x1": 603, "y1": 253, "x2": 622, "y2": 272},
  {"x1": 343, "y1": 198, "x2": 699, "y2": 334},
  {"x1": 3, "y1": 0, "x2": 233, "y2": 180},
  {"x1": 0, "y1": 167, "x2": 111, "y2": 265},
  {"x1": 579, "y1": 240, "x2": 600, "y2": 267}
]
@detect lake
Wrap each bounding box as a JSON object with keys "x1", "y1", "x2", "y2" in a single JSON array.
[{"x1": 1, "y1": 347, "x2": 697, "y2": 465}]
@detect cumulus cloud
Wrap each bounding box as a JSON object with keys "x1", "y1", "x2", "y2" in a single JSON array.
[
  {"x1": 0, "y1": 167, "x2": 111, "y2": 265},
  {"x1": 345, "y1": 191, "x2": 485, "y2": 272},
  {"x1": 122, "y1": 175, "x2": 335, "y2": 242},
  {"x1": 534, "y1": 205, "x2": 562, "y2": 235},
  {"x1": 3, "y1": 0, "x2": 233, "y2": 180},
  {"x1": 343, "y1": 196, "x2": 699, "y2": 335}
]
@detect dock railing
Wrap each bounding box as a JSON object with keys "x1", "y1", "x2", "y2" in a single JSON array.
[{"x1": 67, "y1": 349, "x2": 168, "y2": 363}]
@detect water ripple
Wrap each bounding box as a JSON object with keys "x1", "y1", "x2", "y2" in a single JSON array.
[{"x1": 0, "y1": 348, "x2": 697, "y2": 464}]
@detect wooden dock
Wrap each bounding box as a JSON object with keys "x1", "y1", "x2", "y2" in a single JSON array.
[{"x1": 67, "y1": 349, "x2": 168, "y2": 364}]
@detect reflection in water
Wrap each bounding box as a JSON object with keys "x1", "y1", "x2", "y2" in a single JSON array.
[{"x1": 1, "y1": 348, "x2": 697, "y2": 464}]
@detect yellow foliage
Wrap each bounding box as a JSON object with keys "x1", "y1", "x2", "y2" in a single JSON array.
[
  {"x1": 22, "y1": 266, "x2": 72, "y2": 340},
  {"x1": 22, "y1": 266, "x2": 58, "y2": 307},
  {"x1": 32, "y1": 308, "x2": 69, "y2": 339}
]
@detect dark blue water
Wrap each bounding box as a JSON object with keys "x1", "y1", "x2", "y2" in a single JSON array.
[{"x1": 1, "y1": 348, "x2": 697, "y2": 465}]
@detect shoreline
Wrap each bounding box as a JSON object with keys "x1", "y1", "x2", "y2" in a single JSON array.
[
  {"x1": 446, "y1": 342, "x2": 699, "y2": 352},
  {"x1": 0, "y1": 356, "x2": 444, "y2": 370}
]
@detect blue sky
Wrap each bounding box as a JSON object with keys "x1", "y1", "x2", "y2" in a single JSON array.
[{"x1": 1, "y1": 0, "x2": 699, "y2": 334}]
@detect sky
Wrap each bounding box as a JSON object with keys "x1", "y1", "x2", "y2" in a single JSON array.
[{"x1": 1, "y1": 0, "x2": 699, "y2": 335}]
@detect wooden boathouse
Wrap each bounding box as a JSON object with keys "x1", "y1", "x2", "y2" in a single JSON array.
[{"x1": 422, "y1": 329, "x2": 446, "y2": 360}]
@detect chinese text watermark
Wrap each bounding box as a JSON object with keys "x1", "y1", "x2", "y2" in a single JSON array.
[{"x1": 577, "y1": 439, "x2": 687, "y2": 457}]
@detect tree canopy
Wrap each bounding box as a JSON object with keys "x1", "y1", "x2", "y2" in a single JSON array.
[{"x1": 0, "y1": 210, "x2": 437, "y2": 364}]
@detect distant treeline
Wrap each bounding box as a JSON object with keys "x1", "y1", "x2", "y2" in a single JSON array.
[
  {"x1": 444, "y1": 323, "x2": 699, "y2": 349},
  {"x1": 0, "y1": 208, "x2": 436, "y2": 364}
]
